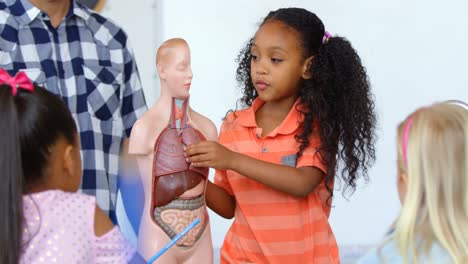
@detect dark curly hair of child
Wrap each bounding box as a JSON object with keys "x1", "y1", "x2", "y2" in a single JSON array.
[{"x1": 234, "y1": 7, "x2": 377, "y2": 199}]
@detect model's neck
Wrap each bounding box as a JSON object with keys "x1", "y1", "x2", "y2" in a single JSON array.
[
  {"x1": 172, "y1": 97, "x2": 190, "y2": 128},
  {"x1": 29, "y1": 0, "x2": 70, "y2": 28}
]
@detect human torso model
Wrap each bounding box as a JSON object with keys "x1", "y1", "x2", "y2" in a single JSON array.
[{"x1": 129, "y1": 38, "x2": 216, "y2": 263}]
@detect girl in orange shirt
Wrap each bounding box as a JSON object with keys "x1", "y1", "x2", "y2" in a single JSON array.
[{"x1": 186, "y1": 7, "x2": 377, "y2": 263}]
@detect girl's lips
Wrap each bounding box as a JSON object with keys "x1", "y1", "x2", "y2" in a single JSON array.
[
  {"x1": 255, "y1": 81, "x2": 269, "y2": 90},
  {"x1": 184, "y1": 83, "x2": 191, "y2": 89}
]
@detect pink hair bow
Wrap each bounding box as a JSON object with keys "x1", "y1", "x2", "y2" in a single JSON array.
[
  {"x1": 402, "y1": 116, "x2": 414, "y2": 166},
  {"x1": 322, "y1": 31, "x2": 332, "y2": 44},
  {"x1": 0, "y1": 68, "x2": 34, "y2": 96}
]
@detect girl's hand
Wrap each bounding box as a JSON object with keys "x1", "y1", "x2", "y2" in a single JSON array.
[{"x1": 185, "y1": 141, "x2": 235, "y2": 170}]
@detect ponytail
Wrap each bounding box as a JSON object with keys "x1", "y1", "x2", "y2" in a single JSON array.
[
  {"x1": 297, "y1": 36, "x2": 377, "y2": 198},
  {"x1": 0, "y1": 86, "x2": 24, "y2": 264}
]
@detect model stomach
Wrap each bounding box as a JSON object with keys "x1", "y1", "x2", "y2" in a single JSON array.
[{"x1": 179, "y1": 180, "x2": 205, "y2": 198}]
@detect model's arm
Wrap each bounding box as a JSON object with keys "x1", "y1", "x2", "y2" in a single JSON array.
[
  {"x1": 186, "y1": 141, "x2": 324, "y2": 197},
  {"x1": 122, "y1": 121, "x2": 152, "y2": 177}
]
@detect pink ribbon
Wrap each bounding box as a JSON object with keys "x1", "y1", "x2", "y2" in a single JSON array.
[
  {"x1": 0, "y1": 68, "x2": 34, "y2": 96},
  {"x1": 402, "y1": 116, "x2": 414, "y2": 166},
  {"x1": 322, "y1": 31, "x2": 332, "y2": 44}
]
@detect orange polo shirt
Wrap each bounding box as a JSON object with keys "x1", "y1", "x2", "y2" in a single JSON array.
[{"x1": 214, "y1": 98, "x2": 339, "y2": 264}]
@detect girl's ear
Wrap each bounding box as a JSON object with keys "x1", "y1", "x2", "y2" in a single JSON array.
[
  {"x1": 63, "y1": 144, "x2": 75, "y2": 177},
  {"x1": 62, "y1": 142, "x2": 82, "y2": 192},
  {"x1": 399, "y1": 172, "x2": 408, "y2": 186},
  {"x1": 397, "y1": 172, "x2": 408, "y2": 203},
  {"x1": 302, "y1": 56, "x2": 314, "y2": 80}
]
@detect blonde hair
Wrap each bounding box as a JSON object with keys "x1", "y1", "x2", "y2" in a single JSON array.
[{"x1": 392, "y1": 102, "x2": 468, "y2": 263}]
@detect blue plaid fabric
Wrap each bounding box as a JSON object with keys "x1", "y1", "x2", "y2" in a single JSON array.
[{"x1": 0, "y1": 0, "x2": 147, "y2": 222}]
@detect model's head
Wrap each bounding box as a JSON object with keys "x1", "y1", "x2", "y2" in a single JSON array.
[{"x1": 156, "y1": 38, "x2": 193, "y2": 99}]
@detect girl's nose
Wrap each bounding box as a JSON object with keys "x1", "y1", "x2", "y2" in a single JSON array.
[{"x1": 254, "y1": 62, "x2": 267, "y2": 75}]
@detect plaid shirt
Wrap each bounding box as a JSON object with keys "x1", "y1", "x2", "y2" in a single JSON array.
[{"x1": 0, "y1": 0, "x2": 147, "y2": 221}]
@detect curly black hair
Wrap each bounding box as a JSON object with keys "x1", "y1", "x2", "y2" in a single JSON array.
[{"x1": 234, "y1": 8, "x2": 377, "y2": 200}]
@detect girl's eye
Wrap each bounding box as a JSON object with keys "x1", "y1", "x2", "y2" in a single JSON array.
[
  {"x1": 271, "y1": 58, "x2": 283, "y2": 63},
  {"x1": 251, "y1": 54, "x2": 258, "y2": 61}
]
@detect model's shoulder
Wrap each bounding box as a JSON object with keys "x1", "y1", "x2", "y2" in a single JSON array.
[{"x1": 190, "y1": 109, "x2": 218, "y2": 140}]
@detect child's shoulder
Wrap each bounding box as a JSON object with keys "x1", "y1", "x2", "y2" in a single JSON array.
[
  {"x1": 224, "y1": 107, "x2": 251, "y2": 123},
  {"x1": 24, "y1": 190, "x2": 96, "y2": 230},
  {"x1": 220, "y1": 110, "x2": 242, "y2": 130},
  {"x1": 35, "y1": 190, "x2": 96, "y2": 211},
  {"x1": 357, "y1": 238, "x2": 452, "y2": 264},
  {"x1": 54, "y1": 189, "x2": 95, "y2": 201},
  {"x1": 218, "y1": 108, "x2": 254, "y2": 135}
]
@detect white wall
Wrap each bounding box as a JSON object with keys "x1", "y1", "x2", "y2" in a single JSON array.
[{"x1": 107, "y1": 0, "x2": 468, "y2": 252}]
